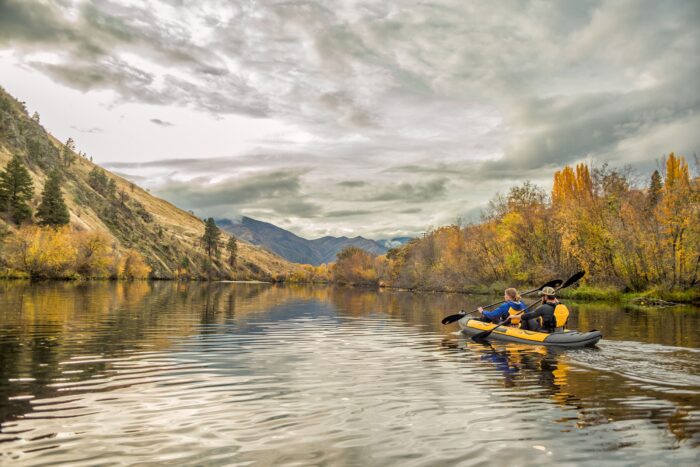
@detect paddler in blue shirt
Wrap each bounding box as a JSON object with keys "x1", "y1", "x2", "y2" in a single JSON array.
[{"x1": 477, "y1": 288, "x2": 525, "y2": 324}]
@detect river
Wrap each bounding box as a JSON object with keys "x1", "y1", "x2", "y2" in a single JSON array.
[{"x1": 0, "y1": 281, "x2": 698, "y2": 466}]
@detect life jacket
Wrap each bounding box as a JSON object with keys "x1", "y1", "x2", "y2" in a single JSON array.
[
  {"x1": 553, "y1": 304, "x2": 570, "y2": 331},
  {"x1": 508, "y1": 307, "x2": 523, "y2": 326}
]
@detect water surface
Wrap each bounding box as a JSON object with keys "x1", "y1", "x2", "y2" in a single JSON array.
[{"x1": 0, "y1": 282, "x2": 698, "y2": 465}]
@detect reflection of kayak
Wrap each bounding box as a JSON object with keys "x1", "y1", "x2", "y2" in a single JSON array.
[{"x1": 459, "y1": 318, "x2": 602, "y2": 348}]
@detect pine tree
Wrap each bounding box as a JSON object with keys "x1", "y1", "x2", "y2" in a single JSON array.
[
  {"x1": 0, "y1": 154, "x2": 34, "y2": 224},
  {"x1": 37, "y1": 169, "x2": 70, "y2": 226},
  {"x1": 648, "y1": 169, "x2": 663, "y2": 208},
  {"x1": 201, "y1": 217, "x2": 221, "y2": 258},
  {"x1": 226, "y1": 235, "x2": 238, "y2": 267},
  {"x1": 62, "y1": 138, "x2": 75, "y2": 167}
]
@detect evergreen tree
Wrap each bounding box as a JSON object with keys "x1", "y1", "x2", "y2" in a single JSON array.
[
  {"x1": 37, "y1": 169, "x2": 70, "y2": 226},
  {"x1": 648, "y1": 169, "x2": 663, "y2": 208},
  {"x1": 62, "y1": 138, "x2": 75, "y2": 167},
  {"x1": 0, "y1": 154, "x2": 34, "y2": 224},
  {"x1": 201, "y1": 217, "x2": 221, "y2": 258},
  {"x1": 226, "y1": 235, "x2": 238, "y2": 267}
]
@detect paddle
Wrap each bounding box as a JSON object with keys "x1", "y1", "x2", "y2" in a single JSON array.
[
  {"x1": 469, "y1": 271, "x2": 585, "y2": 341},
  {"x1": 440, "y1": 279, "x2": 563, "y2": 325}
]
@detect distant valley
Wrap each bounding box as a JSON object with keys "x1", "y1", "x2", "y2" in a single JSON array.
[{"x1": 217, "y1": 217, "x2": 411, "y2": 266}]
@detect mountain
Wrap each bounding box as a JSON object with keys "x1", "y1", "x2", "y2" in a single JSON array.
[
  {"x1": 217, "y1": 217, "x2": 324, "y2": 265},
  {"x1": 217, "y1": 216, "x2": 391, "y2": 265},
  {"x1": 0, "y1": 86, "x2": 295, "y2": 280}
]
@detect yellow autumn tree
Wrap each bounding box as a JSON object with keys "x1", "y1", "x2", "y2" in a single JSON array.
[
  {"x1": 657, "y1": 153, "x2": 696, "y2": 286},
  {"x1": 118, "y1": 249, "x2": 151, "y2": 279},
  {"x1": 75, "y1": 231, "x2": 115, "y2": 277},
  {"x1": 5, "y1": 226, "x2": 78, "y2": 278}
]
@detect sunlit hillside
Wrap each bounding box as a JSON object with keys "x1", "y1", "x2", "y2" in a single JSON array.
[{"x1": 0, "y1": 86, "x2": 296, "y2": 280}]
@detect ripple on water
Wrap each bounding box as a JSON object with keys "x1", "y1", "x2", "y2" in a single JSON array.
[{"x1": 0, "y1": 283, "x2": 699, "y2": 466}]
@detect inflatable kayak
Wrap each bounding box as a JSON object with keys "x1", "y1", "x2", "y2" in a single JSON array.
[{"x1": 459, "y1": 318, "x2": 602, "y2": 348}]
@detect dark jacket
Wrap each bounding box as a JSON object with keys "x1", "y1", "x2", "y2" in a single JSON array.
[{"x1": 521, "y1": 302, "x2": 557, "y2": 333}]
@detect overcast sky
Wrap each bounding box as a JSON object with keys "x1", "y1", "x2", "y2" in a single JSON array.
[{"x1": 1, "y1": 0, "x2": 698, "y2": 239}]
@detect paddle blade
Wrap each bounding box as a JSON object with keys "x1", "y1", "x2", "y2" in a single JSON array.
[
  {"x1": 560, "y1": 271, "x2": 585, "y2": 289},
  {"x1": 471, "y1": 325, "x2": 498, "y2": 341},
  {"x1": 541, "y1": 279, "x2": 563, "y2": 289},
  {"x1": 441, "y1": 313, "x2": 465, "y2": 325}
]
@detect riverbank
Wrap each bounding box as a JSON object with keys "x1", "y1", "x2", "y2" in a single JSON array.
[{"x1": 370, "y1": 282, "x2": 700, "y2": 305}]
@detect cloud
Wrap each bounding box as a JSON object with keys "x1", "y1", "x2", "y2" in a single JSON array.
[
  {"x1": 325, "y1": 209, "x2": 374, "y2": 218},
  {"x1": 2, "y1": 0, "x2": 698, "y2": 238},
  {"x1": 70, "y1": 125, "x2": 103, "y2": 133},
  {"x1": 150, "y1": 118, "x2": 174, "y2": 127},
  {"x1": 362, "y1": 178, "x2": 449, "y2": 203},
  {"x1": 152, "y1": 169, "x2": 322, "y2": 219},
  {"x1": 337, "y1": 180, "x2": 367, "y2": 188}
]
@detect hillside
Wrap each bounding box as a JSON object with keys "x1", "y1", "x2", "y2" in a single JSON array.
[
  {"x1": 0, "y1": 86, "x2": 296, "y2": 280},
  {"x1": 217, "y1": 216, "x2": 392, "y2": 265}
]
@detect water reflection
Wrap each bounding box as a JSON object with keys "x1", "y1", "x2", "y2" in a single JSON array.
[{"x1": 0, "y1": 282, "x2": 698, "y2": 465}]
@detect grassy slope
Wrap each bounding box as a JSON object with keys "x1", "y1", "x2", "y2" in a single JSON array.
[{"x1": 0, "y1": 86, "x2": 296, "y2": 280}]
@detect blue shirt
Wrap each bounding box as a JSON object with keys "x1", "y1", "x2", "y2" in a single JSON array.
[{"x1": 483, "y1": 300, "x2": 525, "y2": 321}]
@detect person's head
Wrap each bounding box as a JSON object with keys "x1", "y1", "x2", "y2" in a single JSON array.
[
  {"x1": 504, "y1": 288, "x2": 521, "y2": 302},
  {"x1": 540, "y1": 286, "x2": 557, "y2": 302}
]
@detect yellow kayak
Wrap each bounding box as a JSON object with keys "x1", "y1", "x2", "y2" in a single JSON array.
[{"x1": 459, "y1": 318, "x2": 602, "y2": 348}]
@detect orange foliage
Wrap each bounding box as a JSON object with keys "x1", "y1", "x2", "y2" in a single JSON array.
[
  {"x1": 5, "y1": 226, "x2": 77, "y2": 278},
  {"x1": 118, "y1": 249, "x2": 151, "y2": 279},
  {"x1": 324, "y1": 155, "x2": 699, "y2": 292}
]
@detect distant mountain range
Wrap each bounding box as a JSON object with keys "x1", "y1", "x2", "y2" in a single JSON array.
[{"x1": 217, "y1": 217, "x2": 411, "y2": 266}]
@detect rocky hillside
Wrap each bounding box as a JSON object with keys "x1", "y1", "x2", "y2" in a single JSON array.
[
  {"x1": 217, "y1": 216, "x2": 390, "y2": 265},
  {"x1": 0, "y1": 86, "x2": 295, "y2": 280}
]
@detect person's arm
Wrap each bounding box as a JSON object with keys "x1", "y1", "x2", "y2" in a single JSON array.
[
  {"x1": 482, "y1": 302, "x2": 509, "y2": 319},
  {"x1": 520, "y1": 306, "x2": 544, "y2": 322}
]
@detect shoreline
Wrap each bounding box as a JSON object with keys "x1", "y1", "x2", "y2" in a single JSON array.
[{"x1": 2, "y1": 277, "x2": 698, "y2": 305}]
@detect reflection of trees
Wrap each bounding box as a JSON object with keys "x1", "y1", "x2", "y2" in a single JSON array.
[{"x1": 570, "y1": 302, "x2": 700, "y2": 347}]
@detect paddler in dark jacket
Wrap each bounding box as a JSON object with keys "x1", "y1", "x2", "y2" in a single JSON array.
[
  {"x1": 477, "y1": 288, "x2": 525, "y2": 323},
  {"x1": 518, "y1": 286, "x2": 559, "y2": 332}
]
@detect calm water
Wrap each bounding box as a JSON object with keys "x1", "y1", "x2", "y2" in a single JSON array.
[{"x1": 0, "y1": 282, "x2": 698, "y2": 466}]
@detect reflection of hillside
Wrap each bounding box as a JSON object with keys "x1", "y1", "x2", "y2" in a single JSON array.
[
  {"x1": 0, "y1": 281, "x2": 320, "y2": 425},
  {"x1": 462, "y1": 342, "x2": 699, "y2": 444}
]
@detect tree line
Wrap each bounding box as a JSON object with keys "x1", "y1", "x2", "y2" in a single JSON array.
[{"x1": 307, "y1": 154, "x2": 699, "y2": 295}]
